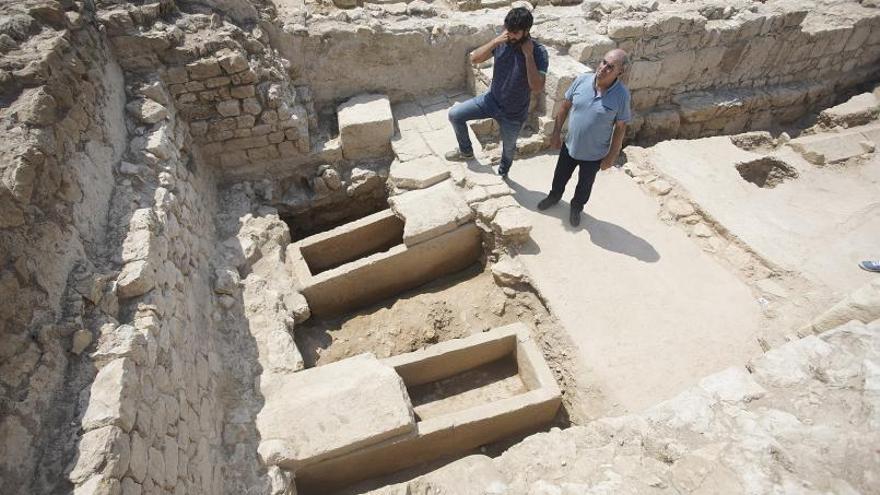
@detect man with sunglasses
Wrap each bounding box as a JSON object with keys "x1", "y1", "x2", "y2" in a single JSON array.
[
  {"x1": 446, "y1": 7, "x2": 548, "y2": 178},
  {"x1": 537, "y1": 49, "x2": 632, "y2": 227}
]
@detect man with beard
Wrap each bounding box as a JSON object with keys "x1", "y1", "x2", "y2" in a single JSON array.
[
  {"x1": 536, "y1": 48, "x2": 632, "y2": 227},
  {"x1": 446, "y1": 7, "x2": 548, "y2": 178}
]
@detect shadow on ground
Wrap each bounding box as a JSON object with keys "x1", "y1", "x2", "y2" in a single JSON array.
[{"x1": 505, "y1": 173, "x2": 660, "y2": 263}]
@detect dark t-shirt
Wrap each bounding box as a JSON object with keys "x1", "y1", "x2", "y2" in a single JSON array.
[{"x1": 488, "y1": 40, "x2": 549, "y2": 122}]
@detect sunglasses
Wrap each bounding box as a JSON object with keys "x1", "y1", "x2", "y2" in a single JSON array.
[{"x1": 599, "y1": 59, "x2": 618, "y2": 71}]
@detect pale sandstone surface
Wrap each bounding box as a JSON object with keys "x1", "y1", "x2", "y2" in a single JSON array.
[
  {"x1": 389, "y1": 179, "x2": 473, "y2": 246},
  {"x1": 631, "y1": 132, "x2": 880, "y2": 300},
  {"x1": 256, "y1": 353, "x2": 415, "y2": 469},
  {"x1": 502, "y1": 152, "x2": 763, "y2": 414}
]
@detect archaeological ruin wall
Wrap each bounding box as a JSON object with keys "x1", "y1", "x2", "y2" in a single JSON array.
[
  {"x1": 0, "y1": 3, "x2": 128, "y2": 490},
  {"x1": 2, "y1": 0, "x2": 880, "y2": 494}
]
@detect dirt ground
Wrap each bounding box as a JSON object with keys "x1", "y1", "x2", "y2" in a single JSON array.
[{"x1": 294, "y1": 263, "x2": 608, "y2": 425}]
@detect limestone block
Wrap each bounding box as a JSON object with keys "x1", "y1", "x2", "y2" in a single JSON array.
[
  {"x1": 72, "y1": 330, "x2": 93, "y2": 355},
  {"x1": 389, "y1": 180, "x2": 473, "y2": 246},
  {"x1": 569, "y1": 35, "x2": 616, "y2": 64},
  {"x1": 116, "y1": 260, "x2": 156, "y2": 299},
  {"x1": 264, "y1": 326, "x2": 303, "y2": 373},
  {"x1": 73, "y1": 474, "x2": 121, "y2": 495},
  {"x1": 121, "y1": 229, "x2": 157, "y2": 264},
  {"x1": 798, "y1": 279, "x2": 880, "y2": 335},
  {"x1": 491, "y1": 207, "x2": 532, "y2": 244},
  {"x1": 788, "y1": 131, "x2": 870, "y2": 164},
  {"x1": 818, "y1": 92, "x2": 880, "y2": 128},
  {"x1": 698, "y1": 366, "x2": 766, "y2": 404},
  {"x1": 606, "y1": 19, "x2": 646, "y2": 39},
  {"x1": 256, "y1": 353, "x2": 415, "y2": 469},
  {"x1": 128, "y1": 433, "x2": 148, "y2": 483},
  {"x1": 391, "y1": 132, "x2": 432, "y2": 162},
  {"x1": 665, "y1": 198, "x2": 695, "y2": 218},
  {"x1": 627, "y1": 60, "x2": 663, "y2": 90},
  {"x1": 126, "y1": 98, "x2": 168, "y2": 124},
  {"x1": 217, "y1": 99, "x2": 241, "y2": 117},
  {"x1": 164, "y1": 67, "x2": 188, "y2": 85},
  {"x1": 10, "y1": 86, "x2": 57, "y2": 126},
  {"x1": 389, "y1": 156, "x2": 450, "y2": 190},
  {"x1": 282, "y1": 291, "x2": 311, "y2": 323},
  {"x1": 492, "y1": 255, "x2": 529, "y2": 286},
  {"x1": 473, "y1": 195, "x2": 518, "y2": 222},
  {"x1": 163, "y1": 436, "x2": 178, "y2": 488},
  {"x1": 148, "y1": 446, "x2": 165, "y2": 487},
  {"x1": 544, "y1": 57, "x2": 591, "y2": 101},
  {"x1": 121, "y1": 478, "x2": 141, "y2": 495},
  {"x1": 81, "y1": 358, "x2": 138, "y2": 432},
  {"x1": 657, "y1": 50, "x2": 695, "y2": 87},
  {"x1": 186, "y1": 59, "x2": 222, "y2": 80},
  {"x1": 337, "y1": 94, "x2": 394, "y2": 160},
  {"x1": 749, "y1": 336, "x2": 834, "y2": 388},
  {"x1": 68, "y1": 425, "x2": 131, "y2": 483},
  {"x1": 214, "y1": 268, "x2": 240, "y2": 295},
  {"x1": 144, "y1": 125, "x2": 175, "y2": 161},
  {"x1": 242, "y1": 97, "x2": 262, "y2": 115},
  {"x1": 649, "y1": 179, "x2": 672, "y2": 195},
  {"x1": 860, "y1": 123, "x2": 880, "y2": 148}
]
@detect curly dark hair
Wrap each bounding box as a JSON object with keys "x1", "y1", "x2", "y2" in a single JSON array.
[{"x1": 504, "y1": 7, "x2": 533, "y2": 33}]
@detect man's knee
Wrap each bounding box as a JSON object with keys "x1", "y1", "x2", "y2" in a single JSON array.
[{"x1": 448, "y1": 105, "x2": 465, "y2": 124}]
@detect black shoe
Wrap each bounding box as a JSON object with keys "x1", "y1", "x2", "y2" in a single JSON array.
[
  {"x1": 569, "y1": 208, "x2": 581, "y2": 227},
  {"x1": 497, "y1": 165, "x2": 509, "y2": 178},
  {"x1": 537, "y1": 196, "x2": 558, "y2": 211}
]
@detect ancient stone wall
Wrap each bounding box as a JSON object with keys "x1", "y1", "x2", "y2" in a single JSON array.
[
  {"x1": 0, "y1": 1, "x2": 128, "y2": 490},
  {"x1": 270, "y1": 21, "x2": 495, "y2": 105},
  {"x1": 98, "y1": 1, "x2": 315, "y2": 177},
  {"x1": 598, "y1": 7, "x2": 880, "y2": 141},
  {"x1": 0, "y1": 2, "x2": 234, "y2": 493}
]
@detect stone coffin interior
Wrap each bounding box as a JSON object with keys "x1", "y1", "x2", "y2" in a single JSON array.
[
  {"x1": 288, "y1": 183, "x2": 481, "y2": 317},
  {"x1": 294, "y1": 323, "x2": 562, "y2": 494}
]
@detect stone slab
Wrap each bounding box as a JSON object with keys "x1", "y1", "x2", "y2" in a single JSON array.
[
  {"x1": 788, "y1": 131, "x2": 870, "y2": 164},
  {"x1": 338, "y1": 94, "x2": 394, "y2": 160},
  {"x1": 256, "y1": 353, "x2": 415, "y2": 469},
  {"x1": 819, "y1": 92, "x2": 880, "y2": 128},
  {"x1": 391, "y1": 131, "x2": 433, "y2": 162},
  {"x1": 389, "y1": 180, "x2": 473, "y2": 246},
  {"x1": 389, "y1": 156, "x2": 451, "y2": 190}
]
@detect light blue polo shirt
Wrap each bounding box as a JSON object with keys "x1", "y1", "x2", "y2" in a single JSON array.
[{"x1": 564, "y1": 72, "x2": 632, "y2": 161}]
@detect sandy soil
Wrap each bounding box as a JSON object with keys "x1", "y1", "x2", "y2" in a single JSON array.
[{"x1": 294, "y1": 264, "x2": 607, "y2": 425}]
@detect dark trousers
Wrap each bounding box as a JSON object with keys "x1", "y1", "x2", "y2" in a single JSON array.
[{"x1": 548, "y1": 144, "x2": 601, "y2": 211}]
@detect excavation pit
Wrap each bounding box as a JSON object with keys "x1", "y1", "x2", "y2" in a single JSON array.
[
  {"x1": 274, "y1": 323, "x2": 561, "y2": 495},
  {"x1": 735, "y1": 156, "x2": 798, "y2": 188},
  {"x1": 289, "y1": 178, "x2": 481, "y2": 317},
  {"x1": 297, "y1": 209, "x2": 405, "y2": 275}
]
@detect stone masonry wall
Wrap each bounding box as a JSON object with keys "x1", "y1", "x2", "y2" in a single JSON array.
[
  {"x1": 0, "y1": 1, "x2": 128, "y2": 491},
  {"x1": 98, "y1": 1, "x2": 314, "y2": 177},
  {"x1": 0, "y1": 2, "x2": 233, "y2": 493},
  {"x1": 65, "y1": 69, "x2": 228, "y2": 493},
  {"x1": 596, "y1": 6, "x2": 880, "y2": 141}
]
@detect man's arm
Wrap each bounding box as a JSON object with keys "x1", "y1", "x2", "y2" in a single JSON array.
[
  {"x1": 520, "y1": 39, "x2": 545, "y2": 93},
  {"x1": 600, "y1": 121, "x2": 627, "y2": 170},
  {"x1": 470, "y1": 32, "x2": 509, "y2": 65},
  {"x1": 549, "y1": 99, "x2": 572, "y2": 149}
]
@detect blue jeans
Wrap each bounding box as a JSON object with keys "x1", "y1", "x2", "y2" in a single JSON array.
[{"x1": 447, "y1": 93, "x2": 525, "y2": 173}]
